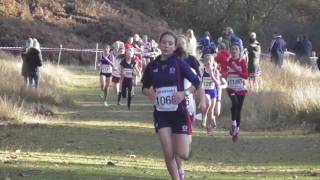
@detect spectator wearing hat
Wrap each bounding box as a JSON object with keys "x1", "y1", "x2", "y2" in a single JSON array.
[
  {"x1": 270, "y1": 33, "x2": 286, "y2": 68},
  {"x1": 247, "y1": 32, "x2": 262, "y2": 91}
]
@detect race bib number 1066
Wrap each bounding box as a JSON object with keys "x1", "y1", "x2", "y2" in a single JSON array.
[{"x1": 155, "y1": 86, "x2": 178, "y2": 111}]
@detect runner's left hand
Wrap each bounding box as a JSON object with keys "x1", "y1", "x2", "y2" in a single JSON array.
[{"x1": 173, "y1": 91, "x2": 185, "y2": 105}]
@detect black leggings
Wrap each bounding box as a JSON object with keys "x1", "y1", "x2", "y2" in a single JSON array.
[
  {"x1": 24, "y1": 73, "x2": 39, "y2": 88},
  {"x1": 228, "y1": 92, "x2": 246, "y2": 127},
  {"x1": 118, "y1": 78, "x2": 133, "y2": 109}
]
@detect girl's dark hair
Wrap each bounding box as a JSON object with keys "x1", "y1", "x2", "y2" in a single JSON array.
[{"x1": 159, "y1": 31, "x2": 177, "y2": 45}]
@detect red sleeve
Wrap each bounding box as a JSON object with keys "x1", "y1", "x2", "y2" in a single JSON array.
[{"x1": 239, "y1": 59, "x2": 248, "y2": 79}]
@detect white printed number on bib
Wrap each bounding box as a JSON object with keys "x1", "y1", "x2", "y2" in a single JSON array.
[
  {"x1": 101, "y1": 64, "x2": 112, "y2": 74},
  {"x1": 155, "y1": 86, "x2": 178, "y2": 111},
  {"x1": 203, "y1": 77, "x2": 215, "y2": 90},
  {"x1": 185, "y1": 94, "x2": 196, "y2": 115},
  {"x1": 124, "y1": 68, "x2": 133, "y2": 78},
  {"x1": 227, "y1": 75, "x2": 244, "y2": 90}
]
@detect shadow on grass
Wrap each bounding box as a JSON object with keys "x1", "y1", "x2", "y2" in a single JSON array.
[
  {"x1": 1, "y1": 124, "x2": 320, "y2": 166},
  {"x1": 0, "y1": 161, "x2": 318, "y2": 180}
]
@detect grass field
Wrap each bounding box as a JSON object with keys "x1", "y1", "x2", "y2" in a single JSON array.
[{"x1": 0, "y1": 66, "x2": 319, "y2": 180}]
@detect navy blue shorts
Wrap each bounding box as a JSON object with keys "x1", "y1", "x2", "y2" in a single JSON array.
[
  {"x1": 205, "y1": 89, "x2": 218, "y2": 99},
  {"x1": 153, "y1": 110, "x2": 192, "y2": 135},
  {"x1": 100, "y1": 73, "x2": 112, "y2": 77}
]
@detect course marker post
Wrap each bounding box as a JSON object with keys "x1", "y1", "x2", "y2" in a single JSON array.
[
  {"x1": 57, "y1": 44, "x2": 63, "y2": 67},
  {"x1": 94, "y1": 43, "x2": 99, "y2": 70}
]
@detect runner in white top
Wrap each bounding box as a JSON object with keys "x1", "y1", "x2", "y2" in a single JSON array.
[
  {"x1": 141, "y1": 34, "x2": 152, "y2": 69},
  {"x1": 111, "y1": 41, "x2": 125, "y2": 105}
]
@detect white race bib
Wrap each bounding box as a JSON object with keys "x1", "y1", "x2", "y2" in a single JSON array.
[
  {"x1": 185, "y1": 94, "x2": 196, "y2": 115},
  {"x1": 203, "y1": 77, "x2": 215, "y2": 90},
  {"x1": 101, "y1": 64, "x2": 112, "y2": 74},
  {"x1": 155, "y1": 86, "x2": 178, "y2": 111},
  {"x1": 227, "y1": 75, "x2": 245, "y2": 91},
  {"x1": 123, "y1": 68, "x2": 133, "y2": 78}
]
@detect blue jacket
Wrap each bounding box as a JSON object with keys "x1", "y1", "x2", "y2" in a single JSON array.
[{"x1": 270, "y1": 36, "x2": 286, "y2": 66}]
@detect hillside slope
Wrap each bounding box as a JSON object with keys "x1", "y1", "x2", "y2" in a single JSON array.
[{"x1": 0, "y1": 0, "x2": 170, "y2": 64}]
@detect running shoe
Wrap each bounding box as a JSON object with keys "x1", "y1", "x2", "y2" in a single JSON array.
[
  {"x1": 231, "y1": 127, "x2": 240, "y2": 143},
  {"x1": 178, "y1": 168, "x2": 185, "y2": 180},
  {"x1": 103, "y1": 101, "x2": 109, "y2": 107},
  {"x1": 207, "y1": 125, "x2": 213, "y2": 135},
  {"x1": 207, "y1": 123, "x2": 216, "y2": 136},
  {"x1": 201, "y1": 117, "x2": 207, "y2": 128},
  {"x1": 99, "y1": 91, "x2": 104, "y2": 99},
  {"x1": 232, "y1": 133, "x2": 239, "y2": 143},
  {"x1": 229, "y1": 125, "x2": 237, "y2": 136}
]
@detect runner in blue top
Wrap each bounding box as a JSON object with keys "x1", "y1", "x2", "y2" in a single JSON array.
[
  {"x1": 141, "y1": 32, "x2": 206, "y2": 180},
  {"x1": 201, "y1": 54, "x2": 224, "y2": 135},
  {"x1": 118, "y1": 48, "x2": 140, "y2": 110},
  {"x1": 98, "y1": 45, "x2": 115, "y2": 107}
]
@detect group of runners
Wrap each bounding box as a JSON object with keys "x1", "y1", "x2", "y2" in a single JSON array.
[
  {"x1": 97, "y1": 28, "x2": 253, "y2": 180},
  {"x1": 97, "y1": 34, "x2": 161, "y2": 109}
]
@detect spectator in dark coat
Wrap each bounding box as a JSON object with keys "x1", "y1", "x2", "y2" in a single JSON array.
[
  {"x1": 293, "y1": 35, "x2": 303, "y2": 60},
  {"x1": 301, "y1": 35, "x2": 312, "y2": 62},
  {"x1": 21, "y1": 38, "x2": 33, "y2": 82},
  {"x1": 21, "y1": 38, "x2": 43, "y2": 88},
  {"x1": 247, "y1": 32, "x2": 261, "y2": 91},
  {"x1": 270, "y1": 33, "x2": 286, "y2": 68}
]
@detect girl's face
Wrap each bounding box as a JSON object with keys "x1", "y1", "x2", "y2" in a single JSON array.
[
  {"x1": 104, "y1": 47, "x2": 110, "y2": 54},
  {"x1": 128, "y1": 37, "x2": 133, "y2": 44},
  {"x1": 125, "y1": 50, "x2": 134, "y2": 59},
  {"x1": 177, "y1": 37, "x2": 187, "y2": 51},
  {"x1": 143, "y1": 35, "x2": 148, "y2": 42},
  {"x1": 113, "y1": 42, "x2": 120, "y2": 51},
  {"x1": 134, "y1": 34, "x2": 140, "y2": 41},
  {"x1": 230, "y1": 45, "x2": 240, "y2": 58},
  {"x1": 159, "y1": 34, "x2": 176, "y2": 57},
  {"x1": 203, "y1": 59, "x2": 212, "y2": 67},
  {"x1": 118, "y1": 46, "x2": 125, "y2": 55}
]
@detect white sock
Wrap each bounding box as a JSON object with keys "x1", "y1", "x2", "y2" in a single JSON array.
[
  {"x1": 232, "y1": 120, "x2": 237, "y2": 126},
  {"x1": 237, "y1": 127, "x2": 240, "y2": 133},
  {"x1": 178, "y1": 168, "x2": 184, "y2": 173}
]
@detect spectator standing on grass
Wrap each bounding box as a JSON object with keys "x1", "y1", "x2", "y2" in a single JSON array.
[
  {"x1": 301, "y1": 35, "x2": 312, "y2": 63},
  {"x1": 21, "y1": 38, "x2": 43, "y2": 89},
  {"x1": 270, "y1": 33, "x2": 286, "y2": 68},
  {"x1": 293, "y1": 35, "x2": 303, "y2": 60},
  {"x1": 21, "y1": 38, "x2": 33, "y2": 86},
  {"x1": 247, "y1": 32, "x2": 262, "y2": 92}
]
